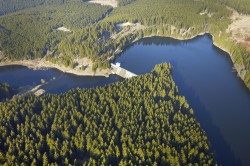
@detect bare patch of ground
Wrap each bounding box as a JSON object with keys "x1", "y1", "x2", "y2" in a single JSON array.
[
  {"x1": 116, "y1": 22, "x2": 133, "y2": 28},
  {"x1": 110, "y1": 22, "x2": 145, "y2": 54},
  {"x1": 112, "y1": 22, "x2": 145, "y2": 40},
  {"x1": 228, "y1": 8, "x2": 250, "y2": 51},
  {"x1": 88, "y1": 0, "x2": 118, "y2": 8}
]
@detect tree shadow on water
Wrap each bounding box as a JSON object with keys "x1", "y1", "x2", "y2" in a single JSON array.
[
  {"x1": 193, "y1": 95, "x2": 242, "y2": 166},
  {"x1": 172, "y1": 68, "x2": 242, "y2": 166}
]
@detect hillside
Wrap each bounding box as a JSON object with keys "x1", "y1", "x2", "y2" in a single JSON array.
[
  {"x1": 0, "y1": 0, "x2": 249, "y2": 89},
  {"x1": 216, "y1": 0, "x2": 250, "y2": 14},
  {"x1": 0, "y1": 1, "x2": 111, "y2": 66}
]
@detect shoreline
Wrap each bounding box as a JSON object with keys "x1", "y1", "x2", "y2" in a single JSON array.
[
  {"x1": 115, "y1": 31, "x2": 246, "y2": 80},
  {"x1": 210, "y1": 35, "x2": 246, "y2": 80},
  {"x1": 0, "y1": 32, "x2": 245, "y2": 82},
  {"x1": 0, "y1": 59, "x2": 112, "y2": 77},
  {"x1": 114, "y1": 32, "x2": 209, "y2": 54}
]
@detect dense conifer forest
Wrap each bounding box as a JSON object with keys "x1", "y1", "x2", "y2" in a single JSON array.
[
  {"x1": 0, "y1": 0, "x2": 82, "y2": 15},
  {"x1": 0, "y1": 64, "x2": 216, "y2": 165},
  {"x1": 0, "y1": 1, "x2": 111, "y2": 61},
  {"x1": 216, "y1": 0, "x2": 250, "y2": 14},
  {"x1": 117, "y1": 0, "x2": 135, "y2": 6}
]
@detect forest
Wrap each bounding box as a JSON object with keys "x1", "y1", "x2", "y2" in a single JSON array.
[
  {"x1": 215, "y1": 0, "x2": 250, "y2": 14},
  {"x1": 117, "y1": 0, "x2": 136, "y2": 6},
  {"x1": 0, "y1": 0, "x2": 249, "y2": 89},
  {"x1": 0, "y1": 0, "x2": 83, "y2": 15},
  {"x1": 0, "y1": 1, "x2": 111, "y2": 60},
  {"x1": 0, "y1": 64, "x2": 217, "y2": 165}
]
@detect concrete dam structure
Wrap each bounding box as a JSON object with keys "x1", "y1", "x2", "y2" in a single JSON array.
[{"x1": 111, "y1": 63, "x2": 137, "y2": 79}]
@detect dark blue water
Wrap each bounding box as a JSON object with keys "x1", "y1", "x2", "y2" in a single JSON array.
[
  {"x1": 0, "y1": 65, "x2": 124, "y2": 93},
  {"x1": 0, "y1": 34, "x2": 250, "y2": 166},
  {"x1": 115, "y1": 34, "x2": 250, "y2": 166}
]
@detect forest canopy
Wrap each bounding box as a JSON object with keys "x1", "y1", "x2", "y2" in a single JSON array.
[
  {"x1": 0, "y1": 0, "x2": 83, "y2": 15},
  {"x1": 0, "y1": 64, "x2": 216, "y2": 165},
  {"x1": 216, "y1": 0, "x2": 250, "y2": 14}
]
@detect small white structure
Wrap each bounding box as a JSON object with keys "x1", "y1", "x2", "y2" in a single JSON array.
[
  {"x1": 87, "y1": 0, "x2": 118, "y2": 8},
  {"x1": 111, "y1": 63, "x2": 137, "y2": 79},
  {"x1": 115, "y1": 62, "x2": 121, "y2": 67},
  {"x1": 56, "y1": 27, "x2": 71, "y2": 32},
  {"x1": 116, "y1": 22, "x2": 133, "y2": 28}
]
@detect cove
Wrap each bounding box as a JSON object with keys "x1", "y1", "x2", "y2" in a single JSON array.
[
  {"x1": 0, "y1": 65, "x2": 124, "y2": 94},
  {"x1": 0, "y1": 34, "x2": 250, "y2": 166},
  {"x1": 115, "y1": 34, "x2": 250, "y2": 166}
]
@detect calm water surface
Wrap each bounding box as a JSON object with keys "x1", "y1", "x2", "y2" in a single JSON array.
[
  {"x1": 0, "y1": 65, "x2": 123, "y2": 93},
  {"x1": 0, "y1": 34, "x2": 249, "y2": 166},
  {"x1": 115, "y1": 34, "x2": 250, "y2": 166}
]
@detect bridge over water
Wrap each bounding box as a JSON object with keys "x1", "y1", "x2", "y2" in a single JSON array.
[{"x1": 111, "y1": 63, "x2": 137, "y2": 79}]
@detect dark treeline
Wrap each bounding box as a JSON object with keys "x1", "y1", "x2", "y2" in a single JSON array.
[
  {"x1": 0, "y1": 0, "x2": 82, "y2": 15},
  {"x1": 0, "y1": 83, "x2": 15, "y2": 101},
  {"x1": 117, "y1": 0, "x2": 136, "y2": 6},
  {"x1": 0, "y1": 64, "x2": 217, "y2": 165},
  {"x1": 0, "y1": 0, "x2": 44, "y2": 15},
  {"x1": 215, "y1": 0, "x2": 250, "y2": 14}
]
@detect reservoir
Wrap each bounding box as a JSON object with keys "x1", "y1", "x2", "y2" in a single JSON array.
[
  {"x1": 115, "y1": 34, "x2": 250, "y2": 166},
  {"x1": 0, "y1": 65, "x2": 124, "y2": 94},
  {"x1": 1, "y1": 34, "x2": 250, "y2": 166}
]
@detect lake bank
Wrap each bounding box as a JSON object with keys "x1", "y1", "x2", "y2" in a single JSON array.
[
  {"x1": 115, "y1": 30, "x2": 248, "y2": 89},
  {"x1": 0, "y1": 65, "x2": 124, "y2": 94},
  {"x1": 0, "y1": 59, "x2": 111, "y2": 77}
]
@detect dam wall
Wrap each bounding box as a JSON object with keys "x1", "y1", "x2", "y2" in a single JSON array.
[{"x1": 111, "y1": 63, "x2": 137, "y2": 78}]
